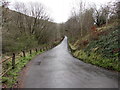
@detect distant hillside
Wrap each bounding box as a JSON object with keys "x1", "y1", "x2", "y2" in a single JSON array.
[{"x1": 2, "y1": 7, "x2": 61, "y2": 55}]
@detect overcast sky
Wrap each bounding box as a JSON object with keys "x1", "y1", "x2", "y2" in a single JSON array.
[{"x1": 8, "y1": 0, "x2": 114, "y2": 23}]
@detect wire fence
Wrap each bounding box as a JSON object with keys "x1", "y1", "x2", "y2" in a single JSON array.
[{"x1": 0, "y1": 37, "x2": 64, "y2": 77}]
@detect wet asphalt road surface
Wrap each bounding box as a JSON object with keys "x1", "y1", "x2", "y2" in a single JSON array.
[{"x1": 24, "y1": 36, "x2": 118, "y2": 88}]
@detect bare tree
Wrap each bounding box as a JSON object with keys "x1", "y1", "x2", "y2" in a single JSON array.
[
  {"x1": 93, "y1": 3, "x2": 112, "y2": 27},
  {"x1": 2, "y1": 0, "x2": 10, "y2": 8},
  {"x1": 78, "y1": 1, "x2": 86, "y2": 37},
  {"x1": 64, "y1": 1, "x2": 94, "y2": 42}
]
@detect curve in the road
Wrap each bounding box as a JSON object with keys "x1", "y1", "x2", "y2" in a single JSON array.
[{"x1": 23, "y1": 36, "x2": 118, "y2": 88}]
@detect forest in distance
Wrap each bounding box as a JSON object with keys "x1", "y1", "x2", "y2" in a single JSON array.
[
  {"x1": 2, "y1": 0, "x2": 120, "y2": 67},
  {"x1": 1, "y1": 0, "x2": 120, "y2": 88},
  {"x1": 2, "y1": 0, "x2": 120, "y2": 69},
  {"x1": 2, "y1": 0, "x2": 119, "y2": 54}
]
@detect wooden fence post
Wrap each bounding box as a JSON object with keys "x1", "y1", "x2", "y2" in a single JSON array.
[
  {"x1": 12, "y1": 53, "x2": 15, "y2": 69},
  {"x1": 22, "y1": 50, "x2": 26, "y2": 57},
  {"x1": 30, "y1": 50, "x2": 32, "y2": 55},
  {"x1": 36, "y1": 48, "x2": 38, "y2": 52}
]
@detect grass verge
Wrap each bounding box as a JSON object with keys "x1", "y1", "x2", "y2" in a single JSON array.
[
  {"x1": 2, "y1": 51, "x2": 43, "y2": 88},
  {"x1": 72, "y1": 49, "x2": 120, "y2": 72}
]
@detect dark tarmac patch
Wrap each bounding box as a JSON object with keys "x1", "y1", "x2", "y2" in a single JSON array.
[{"x1": 36, "y1": 61, "x2": 41, "y2": 65}]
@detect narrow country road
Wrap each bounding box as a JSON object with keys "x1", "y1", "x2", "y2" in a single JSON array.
[{"x1": 23, "y1": 36, "x2": 118, "y2": 88}]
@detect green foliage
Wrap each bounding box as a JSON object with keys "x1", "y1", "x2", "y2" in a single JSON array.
[
  {"x1": 3, "y1": 34, "x2": 39, "y2": 54},
  {"x1": 85, "y1": 27, "x2": 118, "y2": 60},
  {"x1": 73, "y1": 50, "x2": 120, "y2": 71},
  {"x1": 70, "y1": 25, "x2": 119, "y2": 72},
  {"x1": 2, "y1": 77, "x2": 9, "y2": 83},
  {"x1": 2, "y1": 51, "x2": 43, "y2": 88}
]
